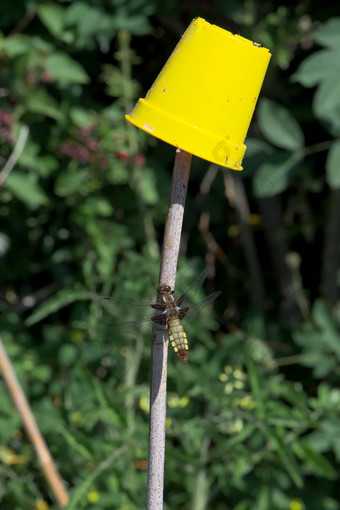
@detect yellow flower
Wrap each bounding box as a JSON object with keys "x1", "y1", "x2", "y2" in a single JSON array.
[
  {"x1": 231, "y1": 419, "x2": 244, "y2": 433},
  {"x1": 71, "y1": 412, "x2": 83, "y2": 424},
  {"x1": 224, "y1": 383, "x2": 234, "y2": 394},
  {"x1": 168, "y1": 393, "x2": 189, "y2": 408},
  {"x1": 233, "y1": 395, "x2": 256, "y2": 410},
  {"x1": 249, "y1": 213, "x2": 261, "y2": 225},
  {"x1": 87, "y1": 490, "x2": 100, "y2": 503},
  {"x1": 179, "y1": 396, "x2": 189, "y2": 407},
  {"x1": 0, "y1": 446, "x2": 28, "y2": 465},
  {"x1": 139, "y1": 394, "x2": 150, "y2": 413},
  {"x1": 289, "y1": 500, "x2": 305, "y2": 510},
  {"x1": 71, "y1": 330, "x2": 85, "y2": 343},
  {"x1": 234, "y1": 367, "x2": 247, "y2": 380},
  {"x1": 36, "y1": 500, "x2": 49, "y2": 510},
  {"x1": 224, "y1": 365, "x2": 233, "y2": 374}
]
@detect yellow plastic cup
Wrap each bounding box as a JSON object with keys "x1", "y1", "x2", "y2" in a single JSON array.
[{"x1": 126, "y1": 17, "x2": 271, "y2": 171}]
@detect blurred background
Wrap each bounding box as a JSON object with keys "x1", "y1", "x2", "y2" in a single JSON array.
[{"x1": 0, "y1": 1, "x2": 340, "y2": 509}]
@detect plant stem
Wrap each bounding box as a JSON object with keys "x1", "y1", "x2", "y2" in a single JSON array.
[
  {"x1": 321, "y1": 188, "x2": 340, "y2": 307},
  {"x1": 146, "y1": 149, "x2": 192, "y2": 510},
  {"x1": 191, "y1": 436, "x2": 211, "y2": 510},
  {"x1": 257, "y1": 195, "x2": 303, "y2": 326}
]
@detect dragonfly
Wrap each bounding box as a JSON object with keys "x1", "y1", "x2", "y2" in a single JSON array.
[{"x1": 102, "y1": 267, "x2": 221, "y2": 362}]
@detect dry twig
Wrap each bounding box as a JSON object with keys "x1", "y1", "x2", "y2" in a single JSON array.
[{"x1": 0, "y1": 337, "x2": 69, "y2": 507}]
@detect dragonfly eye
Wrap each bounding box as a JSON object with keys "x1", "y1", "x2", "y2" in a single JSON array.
[{"x1": 158, "y1": 284, "x2": 172, "y2": 294}]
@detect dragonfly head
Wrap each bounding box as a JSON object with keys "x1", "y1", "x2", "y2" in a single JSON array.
[{"x1": 158, "y1": 284, "x2": 174, "y2": 299}]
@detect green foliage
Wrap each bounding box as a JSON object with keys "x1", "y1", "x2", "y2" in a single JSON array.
[
  {"x1": 292, "y1": 17, "x2": 340, "y2": 139},
  {"x1": 258, "y1": 98, "x2": 305, "y2": 151},
  {"x1": 293, "y1": 299, "x2": 340, "y2": 378},
  {"x1": 0, "y1": 2, "x2": 339, "y2": 510}
]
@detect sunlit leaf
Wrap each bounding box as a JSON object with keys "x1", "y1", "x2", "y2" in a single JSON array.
[
  {"x1": 46, "y1": 52, "x2": 89, "y2": 84},
  {"x1": 38, "y1": 3, "x2": 73, "y2": 43},
  {"x1": 6, "y1": 171, "x2": 49, "y2": 206},
  {"x1": 0, "y1": 34, "x2": 33, "y2": 57},
  {"x1": 26, "y1": 89, "x2": 63, "y2": 121}
]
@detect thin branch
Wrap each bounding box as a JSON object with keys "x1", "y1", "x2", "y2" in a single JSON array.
[
  {"x1": 0, "y1": 125, "x2": 29, "y2": 188},
  {"x1": 147, "y1": 149, "x2": 192, "y2": 510},
  {"x1": 9, "y1": 6, "x2": 37, "y2": 36},
  {"x1": 181, "y1": 163, "x2": 219, "y2": 254},
  {"x1": 224, "y1": 173, "x2": 266, "y2": 316},
  {"x1": 0, "y1": 338, "x2": 69, "y2": 508},
  {"x1": 257, "y1": 195, "x2": 304, "y2": 326},
  {"x1": 321, "y1": 188, "x2": 340, "y2": 307}
]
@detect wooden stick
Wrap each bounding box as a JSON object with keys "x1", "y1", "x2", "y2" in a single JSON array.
[
  {"x1": 146, "y1": 149, "x2": 192, "y2": 510},
  {"x1": 0, "y1": 125, "x2": 29, "y2": 188},
  {"x1": 0, "y1": 337, "x2": 69, "y2": 508}
]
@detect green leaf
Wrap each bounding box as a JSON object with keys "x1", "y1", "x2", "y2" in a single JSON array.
[
  {"x1": 54, "y1": 168, "x2": 90, "y2": 197},
  {"x1": 227, "y1": 423, "x2": 256, "y2": 446},
  {"x1": 326, "y1": 140, "x2": 340, "y2": 188},
  {"x1": 70, "y1": 107, "x2": 97, "y2": 127},
  {"x1": 38, "y1": 3, "x2": 73, "y2": 43},
  {"x1": 58, "y1": 344, "x2": 78, "y2": 367},
  {"x1": 313, "y1": 70, "x2": 340, "y2": 135},
  {"x1": 57, "y1": 424, "x2": 93, "y2": 460},
  {"x1": 6, "y1": 171, "x2": 49, "y2": 206},
  {"x1": 313, "y1": 299, "x2": 340, "y2": 356},
  {"x1": 313, "y1": 18, "x2": 340, "y2": 48},
  {"x1": 35, "y1": 155, "x2": 58, "y2": 177},
  {"x1": 45, "y1": 52, "x2": 89, "y2": 85},
  {"x1": 65, "y1": 3, "x2": 115, "y2": 39},
  {"x1": 293, "y1": 443, "x2": 337, "y2": 479},
  {"x1": 242, "y1": 138, "x2": 274, "y2": 176},
  {"x1": 258, "y1": 98, "x2": 304, "y2": 150},
  {"x1": 292, "y1": 49, "x2": 340, "y2": 88},
  {"x1": 253, "y1": 152, "x2": 302, "y2": 197},
  {"x1": 26, "y1": 288, "x2": 92, "y2": 326},
  {"x1": 0, "y1": 34, "x2": 33, "y2": 57},
  {"x1": 79, "y1": 197, "x2": 113, "y2": 217},
  {"x1": 264, "y1": 426, "x2": 303, "y2": 488},
  {"x1": 293, "y1": 300, "x2": 340, "y2": 378},
  {"x1": 138, "y1": 167, "x2": 159, "y2": 205},
  {"x1": 26, "y1": 89, "x2": 63, "y2": 121}
]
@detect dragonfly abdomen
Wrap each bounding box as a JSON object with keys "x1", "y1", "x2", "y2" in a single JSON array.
[{"x1": 167, "y1": 317, "x2": 188, "y2": 363}]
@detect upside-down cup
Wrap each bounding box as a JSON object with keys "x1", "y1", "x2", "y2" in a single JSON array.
[{"x1": 126, "y1": 17, "x2": 271, "y2": 171}]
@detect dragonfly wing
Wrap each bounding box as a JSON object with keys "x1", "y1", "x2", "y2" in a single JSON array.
[
  {"x1": 180, "y1": 267, "x2": 209, "y2": 299},
  {"x1": 100, "y1": 296, "x2": 158, "y2": 327},
  {"x1": 176, "y1": 266, "x2": 219, "y2": 306},
  {"x1": 180, "y1": 291, "x2": 221, "y2": 321}
]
